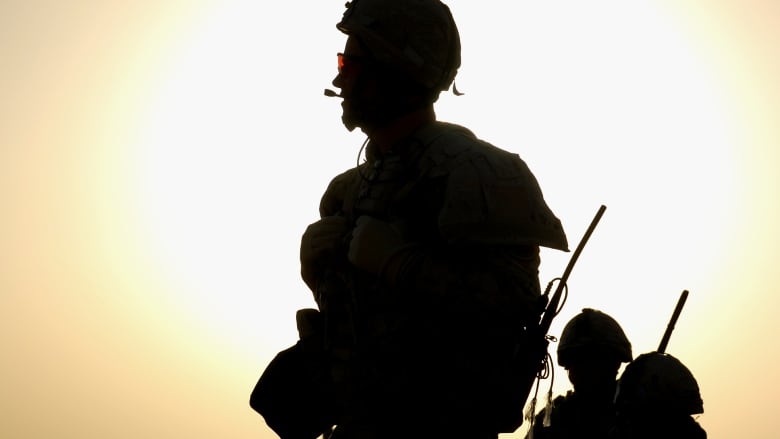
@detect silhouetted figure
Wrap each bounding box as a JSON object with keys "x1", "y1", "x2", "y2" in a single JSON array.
[
  {"x1": 610, "y1": 352, "x2": 706, "y2": 439},
  {"x1": 251, "y1": 1, "x2": 569, "y2": 438},
  {"x1": 526, "y1": 308, "x2": 632, "y2": 439}
]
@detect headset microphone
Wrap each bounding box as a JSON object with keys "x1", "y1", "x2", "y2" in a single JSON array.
[{"x1": 324, "y1": 88, "x2": 342, "y2": 98}]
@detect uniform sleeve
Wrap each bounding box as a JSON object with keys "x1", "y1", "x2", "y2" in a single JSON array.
[
  {"x1": 382, "y1": 136, "x2": 565, "y2": 324},
  {"x1": 437, "y1": 145, "x2": 569, "y2": 251}
]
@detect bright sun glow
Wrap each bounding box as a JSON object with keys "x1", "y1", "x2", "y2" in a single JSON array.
[
  {"x1": 136, "y1": 3, "x2": 310, "y2": 353},
  {"x1": 133, "y1": 1, "x2": 740, "y2": 437},
  {"x1": 4, "y1": 1, "x2": 779, "y2": 439}
]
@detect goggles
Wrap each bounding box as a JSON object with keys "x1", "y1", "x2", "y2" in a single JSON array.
[{"x1": 337, "y1": 52, "x2": 365, "y2": 74}]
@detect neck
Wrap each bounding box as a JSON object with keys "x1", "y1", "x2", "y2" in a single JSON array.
[
  {"x1": 576, "y1": 380, "x2": 618, "y2": 403},
  {"x1": 365, "y1": 106, "x2": 436, "y2": 154}
]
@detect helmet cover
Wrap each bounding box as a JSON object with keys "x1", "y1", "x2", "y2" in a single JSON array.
[
  {"x1": 615, "y1": 351, "x2": 704, "y2": 415},
  {"x1": 337, "y1": 0, "x2": 461, "y2": 92},
  {"x1": 557, "y1": 308, "x2": 633, "y2": 367}
]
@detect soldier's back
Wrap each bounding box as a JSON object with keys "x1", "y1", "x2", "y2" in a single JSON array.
[{"x1": 528, "y1": 391, "x2": 618, "y2": 439}]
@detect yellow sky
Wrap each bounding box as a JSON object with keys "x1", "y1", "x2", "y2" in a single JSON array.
[{"x1": 1, "y1": 1, "x2": 778, "y2": 438}]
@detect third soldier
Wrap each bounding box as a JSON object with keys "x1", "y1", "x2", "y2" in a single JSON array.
[{"x1": 527, "y1": 308, "x2": 633, "y2": 439}]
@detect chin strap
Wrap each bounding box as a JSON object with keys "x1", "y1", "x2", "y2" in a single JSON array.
[{"x1": 452, "y1": 82, "x2": 464, "y2": 96}]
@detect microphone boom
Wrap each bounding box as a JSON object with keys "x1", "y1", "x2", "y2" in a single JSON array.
[{"x1": 324, "y1": 88, "x2": 342, "y2": 97}]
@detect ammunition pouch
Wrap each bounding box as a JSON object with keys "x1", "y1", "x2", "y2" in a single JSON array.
[{"x1": 250, "y1": 310, "x2": 335, "y2": 439}]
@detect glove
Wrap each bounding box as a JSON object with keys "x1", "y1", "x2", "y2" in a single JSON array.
[
  {"x1": 347, "y1": 215, "x2": 416, "y2": 279},
  {"x1": 300, "y1": 215, "x2": 350, "y2": 290}
]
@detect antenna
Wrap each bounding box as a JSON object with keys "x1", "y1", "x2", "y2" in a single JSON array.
[{"x1": 657, "y1": 289, "x2": 689, "y2": 353}]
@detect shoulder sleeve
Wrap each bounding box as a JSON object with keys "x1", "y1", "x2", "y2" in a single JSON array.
[{"x1": 434, "y1": 132, "x2": 569, "y2": 251}]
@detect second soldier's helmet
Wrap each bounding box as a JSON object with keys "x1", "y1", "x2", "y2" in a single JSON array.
[
  {"x1": 557, "y1": 308, "x2": 633, "y2": 368},
  {"x1": 336, "y1": 0, "x2": 461, "y2": 93},
  {"x1": 615, "y1": 351, "x2": 704, "y2": 415}
]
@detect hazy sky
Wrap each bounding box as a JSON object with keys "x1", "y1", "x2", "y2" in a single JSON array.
[{"x1": 1, "y1": 1, "x2": 778, "y2": 438}]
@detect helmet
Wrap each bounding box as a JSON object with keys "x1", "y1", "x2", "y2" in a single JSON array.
[
  {"x1": 336, "y1": 0, "x2": 461, "y2": 92},
  {"x1": 557, "y1": 308, "x2": 633, "y2": 368},
  {"x1": 615, "y1": 352, "x2": 704, "y2": 415}
]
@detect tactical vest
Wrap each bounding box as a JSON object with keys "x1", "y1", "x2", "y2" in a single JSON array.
[
  {"x1": 317, "y1": 121, "x2": 568, "y2": 341},
  {"x1": 315, "y1": 122, "x2": 568, "y2": 432}
]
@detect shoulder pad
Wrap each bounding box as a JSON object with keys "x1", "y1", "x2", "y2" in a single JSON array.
[
  {"x1": 413, "y1": 122, "x2": 477, "y2": 176},
  {"x1": 426, "y1": 129, "x2": 568, "y2": 251}
]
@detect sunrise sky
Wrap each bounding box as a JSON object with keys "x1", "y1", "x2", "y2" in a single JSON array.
[{"x1": 1, "y1": 1, "x2": 778, "y2": 438}]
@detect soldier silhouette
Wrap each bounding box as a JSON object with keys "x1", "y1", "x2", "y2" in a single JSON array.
[
  {"x1": 610, "y1": 351, "x2": 707, "y2": 439},
  {"x1": 526, "y1": 308, "x2": 633, "y2": 439},
  {"x1": 250, "y1": 1, "x2": 569, "y2": 438}
]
